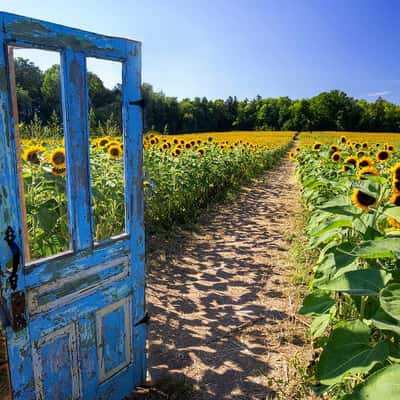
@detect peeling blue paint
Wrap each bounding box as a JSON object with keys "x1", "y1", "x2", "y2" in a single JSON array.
[{"x1": 0, "y1": 11, "x2": 145, "y2": 400}]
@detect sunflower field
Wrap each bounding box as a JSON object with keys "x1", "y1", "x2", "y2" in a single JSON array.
[
  {"x1": 20, "y1": 130, "x2": 293, "y2": 260},
  {"x1": 292, "y1": 132, "x2": 400, "y2": 399}
]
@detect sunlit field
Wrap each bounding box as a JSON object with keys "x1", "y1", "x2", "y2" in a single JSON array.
[{"x1": 20, "y1": 130, "x2": 293, "y2": 260}]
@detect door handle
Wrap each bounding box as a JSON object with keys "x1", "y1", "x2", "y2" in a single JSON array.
[
  {"x1": 4, "y1": 226, "x2": 20, "y2": 291},
  {"x1": 2, "y1": 227, "x2": 26, "y2": 331}
]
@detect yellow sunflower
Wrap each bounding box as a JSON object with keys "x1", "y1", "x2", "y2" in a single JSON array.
[
  {"x1": 23, "y1": 146, "x2": 42, "y2": 164},
  {"x1": 392, "y1": 179, "x2": 400, "y2": 193},
  {"x1": 351, "y1": 189, "x2": 377, "y2": 211},
  {"x1": 97, "y1": 137, "x2": 110, "y2": 148},
  {"x1": 107, "y1": 144, "x2": 123, "y2": 159},
  {"x1": 52, "y1": 166, "x2": 66, "y2": 177},
  {"x1": 330, "y1": 145, "x2": 339, "y2": 153},
  {"x1": 358, "y1": 156, "x2": 374, "y2": 169},
  {"x1": 357, "y1": 166, "x2": 379, "y2": 180},
  {"x1": 197, "y1": 148, "x2": 206, "y2": 156},
  {"x1": 344, "y1": 156, "x2": 358, "y2": 167},
  {"x1": 340, "y1": 136, "x2": 347, "y2": 144},
  {"x1": 341, "y1": 165, "x2": 351, "y2": 172},
  {"x1": 387, "y1": 217, "x2": 400, "y2": 229},
  {"x1": 50, "y1": 148, "x2": 66, "y2": 168},
  {"x1": 313, "y1": 142, "x2": 322, "y2": 150},
  {"x1": 376, "y1": 149, "x2": 390, "y2": 162},
  {"x1": 389, "y1": 192, "x2": 400, "y2": 206},
  {"x1": 331, "y1": 152, "x2": 342, "y2": 162},
  {"x1": 391, "y1": 162, "x2": 400, "y2": 180},
  {"x1": 357, "y1": 151, "x2": 365, "y2": 158}
]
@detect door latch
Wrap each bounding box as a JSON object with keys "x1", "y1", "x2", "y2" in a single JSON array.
[
  {"x1": 2, "y1": 226, "x2": 27, "y2": 331},
  {"x1": 4, "y1": 226, "x2": 21, "y2": 290}
]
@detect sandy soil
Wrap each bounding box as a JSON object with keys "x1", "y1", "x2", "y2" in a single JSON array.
[{"x1": 129, "y1": 156, "x2": 312, "y2": 400}]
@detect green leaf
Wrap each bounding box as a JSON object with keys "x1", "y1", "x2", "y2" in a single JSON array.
[
  {"x1": 299, "y1": 290, "x2": 335, "y2": 316},
  {"x1": 318, "y1": 269, "x2": 392, "y2": 296},
  {"x1": 343, "y1": 364, "x2": 400, "y2": 400},
  {"x1": 354, "y1": 238, "x2": 400, "y2": 259},
  {"x1": 380, "y1": 283, "x2": 400, "y2": 322},
  {"x1": 370, "y1": 307, "x2": 400, "y2": 336},
  {"x1": 317, "y1": 320, "x2": 389, "y2": 385},
  {"x1": 309, "y1": 217, "x2": 353, "y2": 237},
  {"x1": 318, "y1": 196, "x2": 351, "y2": 208},
  {"x1": 311, "y1": 313, "x2": 332, "y2": 339}
]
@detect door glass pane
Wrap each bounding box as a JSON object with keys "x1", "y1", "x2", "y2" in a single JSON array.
[
  {"x1": 87, "y1": 58, "x2": 125, "y2": 242},
  {"x1": 10, "y1": 48, "x2": 70, "y2": 262}
]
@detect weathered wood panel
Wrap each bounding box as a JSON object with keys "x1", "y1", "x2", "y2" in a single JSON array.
[{"x1": 0, "y1": 11, "x2": 145, "y2": 400}]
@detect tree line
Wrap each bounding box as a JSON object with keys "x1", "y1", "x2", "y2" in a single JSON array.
[{"x1": 14, "y1": 57, "x2": 400, "y2": 134}]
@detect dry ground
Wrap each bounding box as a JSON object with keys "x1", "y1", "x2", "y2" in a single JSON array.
[{"x1": 129, "y1": 156, "x2": 314, "y2": 400}]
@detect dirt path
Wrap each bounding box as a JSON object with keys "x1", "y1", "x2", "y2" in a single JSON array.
[{"x1": 130, "y1": 156, "x2": 310, "y2": 399}]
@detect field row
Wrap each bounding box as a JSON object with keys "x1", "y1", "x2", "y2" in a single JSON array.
[{"x1": 292, "y1": 132, "x2": 400, "y2": 399}]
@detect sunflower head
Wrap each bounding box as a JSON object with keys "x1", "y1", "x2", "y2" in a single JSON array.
[
  {"x1": 107, "y1": 144, "x2": 123, "y2": 159},
  {"x1": 362, "y1": 142, "x2": 368, "y2": 149},
  {"x1": 174, "y1": 147, "x2": 182, "y2": 156},
  {"x1": 392, "y1": 179, "x2": 400, "y2": 193},
  {"x1": 388, "y1": 145, "x2": 395, "y2": 151},
  {"x1": 357, "y1": 151, "x2": 365, "y2": 158},
  {"x1": 98, "y1": 137, "x2": 110, "y2": 147},
  {"x1": 392, "y1": 162, "x2": 400, "y2": 180},
  {"x1": 330, "y1": 145, "x2": 339, "y2": 153},
  {"x1": 357, "y1": 166, "x2": 379, "y2": 180},
  {"x1": 376, "y1": 150, "x2": 390, "y2": 162},
  {"x1": 52, "y1": 166, "x2": 66, "y2": 177},
  {"x1": 341, "y1": 165, "x2": 351, "y2": 172},
  {"x1": 358, "y1": 156, "x2": 374, "y2": 169},
  {"x1": 389, "y1": 192, "x2": 400, "y2": 206},
  {"x1": 23, "y1": 146, "x2": 42, "y2": 164},
  {"x1": 340, "y1": 136, "x2": 347, "y2": 144},
  {"x1": 351, "y1": 189, "x2": 377, "y2": 211},
  {"x1": 173, "y1": 138, "x2": 179, "y2": 144},
  {"x1": 197, "y1": 148, "x2": 206, "y2": 156},
  {"x1": 331, "y1": 152, "x2": 342, "y2": 162},
  {"x1": 289, "y1": 151, "x2": 295, "y2": 160},
  {"x1": 313, "y1": 142, "x2": 322, "y2": 150},
  {"x1": 344, "y1": 156, "x2": 358, "y2": 166},
  {"x1": 50, "y1": 148, "x2": 66, "y2": 168},
  {"x1": 387, "y1": 217, "x2": 400, "y2": 229}
]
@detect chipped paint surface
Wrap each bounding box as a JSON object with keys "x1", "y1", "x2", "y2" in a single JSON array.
[{"x1": 0, "y1": 12, "x2": 145, "y2": 400}]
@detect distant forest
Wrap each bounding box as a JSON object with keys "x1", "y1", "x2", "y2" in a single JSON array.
[{"x1": 14, "y1": 57, "x2": 400, "y2": 134}]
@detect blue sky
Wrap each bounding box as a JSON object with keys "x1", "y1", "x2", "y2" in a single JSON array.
[{"x1": 3, "y1": 0, "x2": 400, "y2": 102}]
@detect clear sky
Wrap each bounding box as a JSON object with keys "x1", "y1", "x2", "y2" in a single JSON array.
[{"x1": 3, "y1": 0, "x2": 400, "y2": 102}]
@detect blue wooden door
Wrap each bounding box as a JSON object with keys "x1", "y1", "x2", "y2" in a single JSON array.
[{"x1": 0, "y1": 12, "x2": 146, "y2": 400}]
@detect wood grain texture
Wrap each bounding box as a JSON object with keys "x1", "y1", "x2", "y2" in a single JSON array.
[{"x1": 0, "y1": 11, "x2": 145, "y2": 400}]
